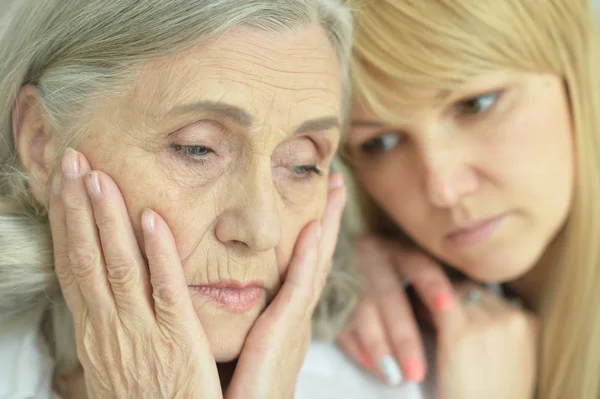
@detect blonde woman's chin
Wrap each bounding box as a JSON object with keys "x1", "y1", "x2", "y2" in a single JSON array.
[{"x1": 444, "y1": 242, "x2": 546, "y2": 284}]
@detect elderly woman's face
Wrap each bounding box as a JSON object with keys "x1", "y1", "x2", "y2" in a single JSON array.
[{"x1": 74, "y1": 25, "x2": 341, "y2": 361}]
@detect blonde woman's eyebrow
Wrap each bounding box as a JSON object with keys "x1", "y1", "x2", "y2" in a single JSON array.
[{"x1": 351, "y1": 120, "x2": 385, "y2": 127}]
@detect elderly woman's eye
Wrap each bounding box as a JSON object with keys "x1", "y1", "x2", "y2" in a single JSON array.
[
  {"x1": 459, "y1": 92, "x2": 499, "y2": 115},
  {"x1": 172, "y1": 144, "x2": 213, "y2": 159},
  {"x1": 360, "y1": 133, "x2": 403, "y2": 155},
  {"x1": 293, "y1": 165, "x2": 323, "y2": 178}
]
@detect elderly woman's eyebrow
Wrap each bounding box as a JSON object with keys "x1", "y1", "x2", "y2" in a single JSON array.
[
  {"x1": 170, "y1": 100, "x2": 253, "y2": 127},
  {"x1": 293, "y1": 116, "x2": 340, "y2": 135},
  {"x1": 169, "y1": 100, "x2": 339, "y2": 135}
]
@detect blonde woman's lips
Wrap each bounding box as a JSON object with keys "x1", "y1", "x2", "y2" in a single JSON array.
[
  {"x1": 188, "y1": 281, "x2": 265, "y2": 313},
  {"x1": 446, "y1": 214, "x2": 507, "y2": 248}
]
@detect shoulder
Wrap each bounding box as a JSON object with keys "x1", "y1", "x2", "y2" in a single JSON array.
[{"x1": 0, "y1": 311, "x2": 55, "y2": 399}]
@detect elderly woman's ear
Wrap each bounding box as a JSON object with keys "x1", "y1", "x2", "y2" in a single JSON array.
[{"x1": 12, "y1": 85, "x2": 59, "y2": 204}]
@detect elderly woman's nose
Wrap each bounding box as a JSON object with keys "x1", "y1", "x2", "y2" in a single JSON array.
[{"x1": 215, "y1": 166, "x2": 281, "y2": 252}]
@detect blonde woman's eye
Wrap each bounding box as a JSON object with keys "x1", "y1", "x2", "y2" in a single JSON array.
[
  {"x1": 360, "y1": 133, "x2": 403, "y2": 155},
  {"x1": 459, "y1": 92, "x2": 499, "y2": 115}
]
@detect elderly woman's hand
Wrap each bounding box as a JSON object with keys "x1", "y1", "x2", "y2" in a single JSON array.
[
  {"x1": 49, "y1": 149, "x2": 222, "y2": 398},
  {"x1": 338, "y1": 235, "x2": 538, "y2": 399},
  {"x1": 226, "y1": 173, "x2": 347, "y2": 399}
]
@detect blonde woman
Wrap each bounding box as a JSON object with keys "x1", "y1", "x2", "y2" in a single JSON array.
[
  {"x1": 337, "y1": 0, "x2": 599, "y2": 398},
  {"x1": 0, "y1": 0, "x2": 355, "y2": 397}
]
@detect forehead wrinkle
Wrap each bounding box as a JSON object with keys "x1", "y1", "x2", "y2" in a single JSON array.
[
  {"x1": 215, "y1": 47, "x2": 337, "y2": 77},
  {"x1": 216, "y1": 24, "x2": 335, "y2": 60},
  {"x1": 127, "y1": 25, "x2": 341, "y2": 137},
  {"x1": 212, "y1": 52, "x2": 339, "y2": 84},
  {"x1": 143, "y1": 57, "x2": 338, "y2": 123},
  {"x1": 130, "y1": 55, "x2": 205, "y2": 122},
  {"x1": 217, "y1": 77, "x2": 336, "y2": 100}
]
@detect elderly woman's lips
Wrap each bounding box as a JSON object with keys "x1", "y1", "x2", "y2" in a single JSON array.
[{"x1": 188, "y1": 282, "x2": 265, "y2": 313}]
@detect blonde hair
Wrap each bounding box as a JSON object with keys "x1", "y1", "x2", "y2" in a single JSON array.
[
  {"x1": 347, "y1": 1, "x2": 600, "y2": 398},
  {"x1": 0, "y1": 0, "x2": 355, "y2": 376}
]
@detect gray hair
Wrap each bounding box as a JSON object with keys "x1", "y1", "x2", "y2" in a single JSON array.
[{"x1": 0, "y1": 0, "x2": 355, "y2": 376}]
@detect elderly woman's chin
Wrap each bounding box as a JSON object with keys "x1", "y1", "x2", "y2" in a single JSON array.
[{"x1": 190, "y1": 292, "x2": 267, "y2": 361}]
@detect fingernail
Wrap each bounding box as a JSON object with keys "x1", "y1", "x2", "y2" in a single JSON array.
[
  {"x1": 403, "y1": 356, "x2": 426, "y2": 382},
  {"x1": 62, "y1": 148, "x2": 80, "y2": 180},
  {"x1": 380, "y1": 355, "x2": 403, "y2": 386},
  {"x1": 142, "y1": 208, "x2": 155, "y2": 234},
  {"x1": 329, "y1": 173, "x2": 345, "y2": 189},
  {"x1": 51, "y1": 174, "x2": 61, "y2": 199},
  {"x1": 85, "y1": 172, "x2": 102, "y2": 199},
  {"x1": 433, "y1": 292, "x2": 454, "y2": 312},
  {"x1": 359, "y1": 349, "x2": 375, "y2": 371}
]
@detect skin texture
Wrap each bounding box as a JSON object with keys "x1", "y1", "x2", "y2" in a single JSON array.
[
  {"x1": 14, "y1": 23, "x2": 347, "y2": 397},
  {"x1": 81, "y1": 24, "x2": 341, "y2": 361},
  {"x1": 45, "y1": 150, "x2": 345, "y2": 398},
  {"x1": 338, "y1": 72, "x2": 570, "y2": 398}
]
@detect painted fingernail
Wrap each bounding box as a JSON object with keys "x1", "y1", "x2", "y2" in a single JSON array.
[
  {"x1": 51, "y1": 174, "x2": 61, "y2": 199},
  {"x1": 329, "y1": 173, "x2": 345, "y2": 189},
  {"x1": 62, "y1": 148, "x2": 80, "y2": 180},
  {"x1": 380, "y1": 355, "x2": 403, "y2": 386},
  {"x1": 142, "y1": 208, "x2": 156, "y2": 234},
  {"x1": 403, "y1": 356, "x2": 426, "y2": 382},
  {"x1": 433, "y1": 292, "x2": 454, "y2": 312},
  {"x1": 85, "y1": 172, "x2": 102, "y2": 199},
  {"x1": 359, "y1": 349, "x2": 375, "y2": 371}
]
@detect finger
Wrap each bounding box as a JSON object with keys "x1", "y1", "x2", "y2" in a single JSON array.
[
  {"x1": 316, "y1": 173, "x2": 347, "y2": 277},
  {"x1": 85, "y1": 170, "x2": 153, "y2": 321},
  {"x1": 231, "y1": 219, "x2": 320, "y2": 369},
  {"x1": 276, "y1": 174, "x2": 345, "y2": 316},
  {"x1": 391, "y1": 249, "x2": 466, "y2": 332},
  {"x1": 356, "y1": 239, "x2": 427, "y2": 382},
  {"x1": 142, "y1": 211, "x2": 221, "y2": 395},
  {"x1": 228, "y1": 180, "x2": 341, "y2": 380},
  {"x1": 227, "y1": 220, "x2": 319, "y2": 373},
  {"x1": 337, "y1": 330, "x2": 376, "y2": 372},
  {"x1": 353, "y1": 299, "x2": 403, "y2": 386},
  {"x1": 141, "y1": 208, "x2": 206, "y2": 338},
  {"x1": 48, "y1": 172, "x2": 84, "y2": 315},
  {"x1": 377, "y1": 289, "x2": 427, "y2": 382},
  {"x1": 60, "y1": 148, "x2": 114, "y2": 314},
  {"x1": 270, "y1": 220, "x2": 321, "y2": 320}
]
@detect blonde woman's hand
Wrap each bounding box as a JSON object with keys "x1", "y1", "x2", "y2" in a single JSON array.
[
  {"x1": 337, "y1": 236, "x2": 429, "y2": 385},
  {"x1": 49, "y1": 149, "x2": 222, "y2": 398},
  {"x1": 435, "y1": 281, "x2": 538, "y2": 399},
  {"x1": 337, "y1": 235, "x2": 538, "y2": 399},
  {"x1": 225, "y1": 173, "x2": 347, "y2": 399}
]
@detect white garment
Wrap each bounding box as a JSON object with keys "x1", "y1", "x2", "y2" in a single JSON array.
[
  {"x1": 0, "y1": 325, "x2": 431, "y2": 399},
  {"x1": 296, "y1": 342, "x2": 431, "y2": 399},
  {"x1": 0, "y1": 315, "x2": 55, "y2": 399},
  {"x1": 0, "y1": 324, "x2": 432, "y2": 399}
]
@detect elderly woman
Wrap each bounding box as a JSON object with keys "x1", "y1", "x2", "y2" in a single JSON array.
[{"x1": 0, "y1": 0, "x2": 354, "y2": 397}]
